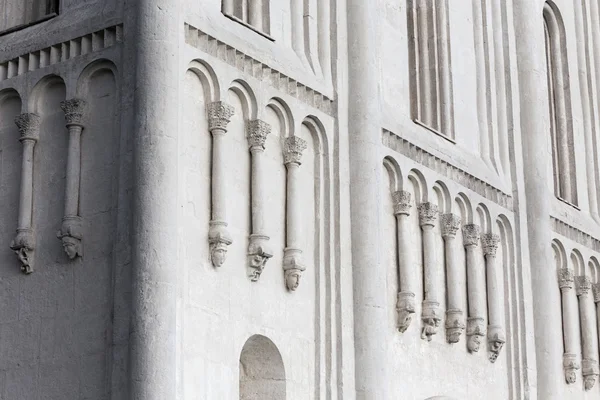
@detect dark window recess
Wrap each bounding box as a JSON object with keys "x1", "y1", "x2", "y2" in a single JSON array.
[{"x1": 0, "y1": 0, "x2": 59, "y2": 35}]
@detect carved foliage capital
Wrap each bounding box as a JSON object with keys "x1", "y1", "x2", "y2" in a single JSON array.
[
  {"x1": 247, "y1": 119, "x2": 271, "y2": 150},
  {"x1": 207, "y1": 101, "x2": 234, "y2": 132},
  {"x1": 60, "y1": 98, "x2": 87, "y2": 126},
  {"x1": 558, "y1": 268, "x2": 574, "y2": 290},
  {"x1": 15, "y1": 113, "x2": 41, "y2": 141},
  {"x1": 283, "y1": 136, "x2": 307, "y2": 165},
  {"x1": 462, "y1": 224, "x2": 481, "y2": 247},
  {"x1": 482, "y1": 233, "x2": 500, "y2": 257},
  {"x1": 418, "y1": 202, "x2": 438, "y2": 227},
  {"x1": 392, "y1": 191, "x2": 412, "y2": 216},
  {"x1": 576, "y1": 276, "x2": 592, "y2": 296},
  {"x1": 440, "y1": 213, "x2": 461, "y2": 239}
]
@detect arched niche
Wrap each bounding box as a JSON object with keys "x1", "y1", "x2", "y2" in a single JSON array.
[{"x1": 239, "y1": 335, "x2": 286, "y2": 400}]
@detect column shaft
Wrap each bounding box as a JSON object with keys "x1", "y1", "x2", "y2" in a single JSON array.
[
  {"x1": 419, "y1": 202, "x2": 440, "y2": 341},
  {"x1": 19, "y1": 140, "x2": 35, "y2": 229},
  {"x1": 441, "y1": 213, "x2": 463, "y2": 343}
]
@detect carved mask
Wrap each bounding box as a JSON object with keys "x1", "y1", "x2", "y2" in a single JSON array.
[
  {"x1": 585, "y1": 375, "x2": 596, "y2": 390},
  {"x1": 211, "y1": 247, "x2": 227, "y2": 267},
  {"x1": 285, "y1": 270, "x2": 301, "y2": 291},
  {"x1": 565, "y1": 369, "x2": 577, "y2": 384},
  {"x1": 468, "y1": 334, "x2": 482, "y2": 352},
  {"x1": 61, "y1": 236, "x2": 81, "y2": 259}
]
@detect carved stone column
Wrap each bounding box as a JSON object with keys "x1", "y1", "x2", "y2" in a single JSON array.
[
  {"x1": 282, "y1": 136, "x2": 307, "y2": 291},
  {"x1": 246, "y1": 120, "x2": 273, "y2": 281},
  {"x1": 418, "y1": 202, "x2": 440, "y2": 341},
  {"x1": 441, "y1": 213, "x2": 464, "y2": 343},
  {"x1": 483, "y1": 233, "x2": 505, "y2": 362},
  {"x1": 576, "y1": 276, "x2": 599, "y2": 390},
  {"x1": 558, "y1": 268, "x2": 579, "y2": 384},
  {"x1": 11, "y1": 113, "x2": 41, "y2": 274},
  {"x1": 56, "y1": 99, "x2": 87, "y2": 259},
  {"x1": 392, "y1": 191, "x2": 415, "y2": 333},
  {"x1": 207, "y1": 101, "x2": 234, "y2": 268},
  {"x1": 464, "y1": 224, "x2": 485, "y2": 352}
]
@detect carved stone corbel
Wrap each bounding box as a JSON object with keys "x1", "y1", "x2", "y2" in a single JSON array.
[
  {"x1": 482, "y1": 233, "x2": 505, "y2": 362},
  {"x1": 392, "y1": 190, "x2": 415, "y2": 332},
  {"x1": 418, "y1": 202, "x2": 440, "y2": 341},
  {"x1": 576, "y1": 275, "x2": 598, "y2": 389},
  {"x1": 282, "y1": 136, "x2": 307, "y2": 291},
  {"x1": 207, "y1": 102, "x2": 235, "y2": 267},
  {"x1": 463, "y1": 224, "x2": 486, "y2": 352},
  {"x1": 441, "y1": 213, "x2": 464, "y2": 343},
  {"x1": 57, "y1": 99, "x2": 87, "y2": 259},
  {"x1": 558, "y1": 268, "x2": 579, "y2": 383},
  {"x1": 247, "y1": 120, "x2": 273, "y2": 280},
  {"x1": 11, "y1": 113, "x2": 41, "y2": 274}
]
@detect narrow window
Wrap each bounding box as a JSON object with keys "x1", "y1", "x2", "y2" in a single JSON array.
[
  {"x1": 0, "y1": 0, "x2": 59, "y2": 35},
  {"x1": 544, "y1": 2, "x2": 577, "y2": 205},
  {"x1": 407, "y1": 0, "x2": 454, "y2": 139},
  {"x1": 223, "y1": 0, "x2": 270, "y2": 35}
]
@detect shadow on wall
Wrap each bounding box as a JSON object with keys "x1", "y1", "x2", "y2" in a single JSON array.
[{"x1": 239, "y1": 334, "x2": 286, "y2": 400}]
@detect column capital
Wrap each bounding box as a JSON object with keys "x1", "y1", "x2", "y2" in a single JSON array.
[
  {"x1": 15, "y1": 113, "x2": 41, "y2": 141},
  {"x1": 207, "y1": 101, "x2": 234, "y2": 131},
  {"x1": 247, "y1": 119, "x2": 271, "y2": 150},
  {"x1": 558, "y1": 268, "x2": 574, "y2": 290},
  {"x1": 440, "y1": 213, "x2": 460, "y2": 239},
  {"x1": 576, "y1": 276, "x2": 592, "y2": 296},
  {"x1": 418, "y1": 202, "x2": 438, "y2": 227},
  {"x1": 392, "y1": 191, "x2": 412, "y2": 216},
  {"x1": 462, "y1": 224, "x2": 481, "y2": 247},
  {"x1": 482, "y1": 233, "x2": 500, "y2": 257},
  {"x1": 60, "y1": 98, "x2": 87, "y2": 126},
  {"x1": 283, "y1": 136, "x2": 307, "y2": 165}
]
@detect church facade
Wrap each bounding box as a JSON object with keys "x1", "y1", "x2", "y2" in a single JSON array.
[{"x1": 0, "y1": 0, "x2": 599, "y2": 399}]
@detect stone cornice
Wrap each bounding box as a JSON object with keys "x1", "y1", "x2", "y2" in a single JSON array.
[{"x1": 551, "y1": 216, "x2": 600, "y2": 253}]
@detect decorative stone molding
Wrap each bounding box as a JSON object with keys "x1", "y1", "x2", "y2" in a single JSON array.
[
  {"x1": 207, "y1": 101, "x2": 235, "y2": 268},
  {"x1": 576, "y1": 276, "x2": 592, "y2": 296},
  {"x1": 440, "y1": 213, "x2": 460, "y2": 239},
  {"x1": 551, "y1": 216, "x2": 600, "y2": 253},
  {"x1": 418, "y1": 202, "x2": 438, "y2": 227},
  {"x1": 558, "y1": 268, "x2": 574, "y2": 290},
  {"x1": 396, "y1": 291, "x2": 416, "y2": 333},
  {"x1": 392, "y1": 190, "x2": 412, "y2": 216},
  {"x1": 583, "y1": 359, "x2": 599, "y2": 390},
  {"x1": 563, "y1": 353, "x2": 580, "y2": 384},
  {"x1": 467, "y1": 317, "x2": 486, "y2": 353},
  {"x1": 11, "y1": 113, "x2": 41, "y2": 274},
  {"x1": 445, "y1": 308, "x2": 465, "y2": 344},
  {"x1": 57, "y1": 99, "x2": 88, "y2": 259},
  {"x1": 488, "y1": 324, "x2": 506, "y2": 363},
  {"x1": 282, "y1": 136, "x2": 308, "y2": 291},
  {"x1": 462, "y1": 224, "x2": 481, "y2": 247},
  {"x1": 247, "y1": 119, "x2": 272, "y2": 281},
  {"x1": 421, "y1": 300, "x2": 441, "y2": 342}
]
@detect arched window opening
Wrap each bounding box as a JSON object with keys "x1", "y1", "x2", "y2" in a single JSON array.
[
  {"x1": 239, "y1": 335, "x2": 286, "y2": 400},
  {"x1": 222, "y1": 0, "x2": 270, "y2": 35},
  {"x1": 544, "y1": 2, "x2": 577, "y2": 205},
  {"x1": 0, "y1": 0, "x2": 59, "y2": 35}
]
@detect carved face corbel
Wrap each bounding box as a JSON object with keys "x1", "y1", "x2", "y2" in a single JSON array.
[
  {"x1": 563, "y1": 353, "x2": 579, "y2": 384},
  {"x1": 396, "y1": 292, "x2": 416, "y2": 333},
  {"x1": 445, "y1": 309, "x2": 465, "y2": 344},
  {"x1": 467, "y1": 317, "x2": 486, "y2": 353},
  {"x1": 582, "y1": 359, "x2": 599, "y2": 390},
  {"x1": 421, "y1": 301, "x2": 441, "y2": 341},
  {"x1": 248, "y1": 235, "x2": 273, "y2": 281},
  {"x1": 284, "y1": 269, "x2": 302, "y2": 291},
  {"x1": 56, "y1": 216, "x2": 83, "y2": 259},
  {"x1": 10, "y1": 229, "x2": 35, "y2": 274},
  {"x1": 282, "y1": 248, "x2": 306, "y2": 291}
]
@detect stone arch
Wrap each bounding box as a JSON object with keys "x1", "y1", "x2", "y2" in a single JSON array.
[
  {"x1": 455, "y1": 192, "x2": 473, "y2": 224},
  {"x1": 266, "y1": 97, "x2": 294, "y2": 137},
  {"x1": 383, "y1": 156, "x2": 403, "y2": 192},
  {"x1": 187, "y1": 59, "x2": 220, "y2": 102},
  {"x1": 76, "y1": 59, "x2": 119, "y2": 98},
  {"x1": 589, "y1": 257, "x2": 600, "y2": 284},
  {"x1": 408, "y1": 168, "x2": 428, "y2": 203},
  {"x1": 301, "y1": 115, "x2": 328, "y2": 156},
  {"x1": 432, "y1": 180, "x2": 451, "y2": 213},
  {"x1": 570, "y1": 249, "x2": 585, "y2": 276},
  {"x1": 239, "y1": 334, "x2": 286, "y2": 400},
  {"x1": 476, "y1": 203, "x2": 492, "y2": 233},
  {"x1": 551, "y1": 239, "x2": 567, "y2": 271},
  {"x1": 28, "y1": 74, "x2": 66, "y2": 114},
  {"x1": 228, "y1": 79, "x2": 257, "y2": 120}
]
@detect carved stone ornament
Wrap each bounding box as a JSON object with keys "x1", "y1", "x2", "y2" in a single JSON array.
[
  {"x1": 207, "y1": 101, "x2": 234, "y2": 131},
  {"x1": 440, "y1": 213, "x2": 460, "y2": 239},
  {"x1": 558, "y1": 268, "x2": 574, "y2": 290},
  {"x1": 14, "y1": 113, "x2": 41, "y2": 141},
  {"x1": 582, "y1": 358, "x2": 599, "y2": 390},
  {"x1": 56, "y1": 216, "x2": 83, "y2": 259},
  {"x1": 396, "y1": 291, "x2": 416, "y2": 333},
  {"x1": 246, "y1": 120, "x2": 271, "y2": 150},
  {"x1": 208, "y1": 221, "x2": 233, "y2": 268},
  {"x1": 283, "y1": 136, "x2": 307, "y2": 165},
  {"x1": 487, "y1": 325, "x2": 506, "y2": 363},
  {"x1": 247, "y1": 234, "x2": 273, "y2": 281},
  {"x1": 392, "y1": 191, "x2": 412, "y2": 216},
  {"x1": 421, "y1": 300, "x2": 441, "y2": 341},
  {"x1": 418, "y1": 202, "x2": 438, "y2": 227},
  {"x1": 60, "y1": 98, "x2": 87, "y2": 126},
  {"x1": 445, "y1": 308, "x2": 465, "y2": 344},
  {"x1": 576, "y1": 276, "x2": 592, "y2": 296},
  {"x1": 462, "y1": 224, "x2": 481, "y2": 247},
  {"x1": 593, "y1": 283, "x2": 600, "y2": 303},
  {"x1": 10, "y1": 228, "x2": 35, "y2": 274},
  {"x1": 466, "y1": 317, "x2": 486, "y2": 353},
  {"x1": 482, "y1": 233, "x2": 500, "y2": 257},
  {"x1": 563, "y1": 353, "x2": 580, "y2": 384},
  {"x1": 282, "y1": 247, "x2": 306, "y2": 291}
]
